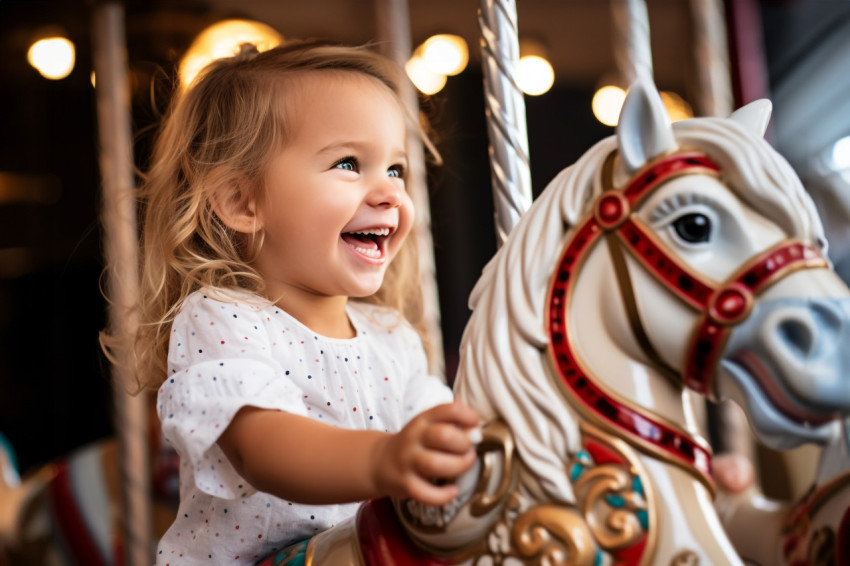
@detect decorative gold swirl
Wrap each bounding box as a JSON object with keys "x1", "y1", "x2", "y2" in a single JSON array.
[
  {"x1": 807, "y1": 526, "x2": 835, "y2": 566},
  {"x1": 511, "y1": 505, "x2": 597, "y2": 566},
  {"x1": 470, "y1": 419, "x2": 517, "y2": 517},
  {"x1": 670, "y1": 550, "x2": 700, "y2": 565},
  {"x1": 573, "y1": 464, "x2": 645, "y2": 550}
]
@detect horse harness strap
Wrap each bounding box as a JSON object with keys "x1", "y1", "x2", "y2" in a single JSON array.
[
  {"x1": 548, "y1": 150, "x2": 827, "y2": 489},
  {"x1": 596, "y1": 150, "x2": 827, "y2": 399}
]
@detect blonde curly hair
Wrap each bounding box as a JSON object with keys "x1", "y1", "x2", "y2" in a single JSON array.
[{"x1": 103, "y1": 40, "x2": 440, "y2": 392}]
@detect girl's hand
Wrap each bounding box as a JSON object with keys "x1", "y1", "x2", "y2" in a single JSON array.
[
  {"x1": 713, "y1": 452, "x2": 755, "y2": 493},
  {"x1": 374, "y1": 402, "x2": 480, "y2": 506}
]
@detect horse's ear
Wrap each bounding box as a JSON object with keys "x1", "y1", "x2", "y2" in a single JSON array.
[
  {"x1": 617, "y1": 74, "x2": 677, "y2": 173},
  {"x1": 729, "y1": 99, "x2": 772, "y2": 138}
]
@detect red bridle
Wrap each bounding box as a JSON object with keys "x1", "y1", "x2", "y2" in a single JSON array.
[{"x1": 548, "y1": 151, "x2": 828, "y2": 486}]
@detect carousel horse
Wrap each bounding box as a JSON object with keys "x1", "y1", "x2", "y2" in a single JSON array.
[
  {"x1": 0, "y1": 429, "x2": 179, "y2": 565},
  {"x1": 255, "y1": 76, "x2": 850, "y2": 565}
]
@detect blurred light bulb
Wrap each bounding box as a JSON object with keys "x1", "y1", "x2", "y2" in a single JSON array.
[
  {"x1": 831, "y1": 136, "x2": 850, "y2": 170},
  {"x1": 420, "y1": 34, "x2": 468, "y2": 76},
  {"x1": 27, "y1": 37, "x2": 75, "y2": 80},
  {"x1": 406, "y1": 55, "x2": 447, "y2": 95},
  {"x1": 179, "y1": 19, "x2": 284, "y2": 87},
  {"x1": 660, "y1": 91, "x2": 693, "y2": 122},
  {"x1": 518, "y1": 55, "x2": 554, "y2": 96},
  {"x1": 592, "y1": 85, "x2": 626, "y2": 126}
]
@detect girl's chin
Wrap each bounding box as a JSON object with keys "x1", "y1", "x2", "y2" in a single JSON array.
[{"x1": 346, "y1": 275, "x2": 387, "y2": 298}]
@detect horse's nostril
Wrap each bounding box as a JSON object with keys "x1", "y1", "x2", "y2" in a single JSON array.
[{"x1": 777, "y1": 318, "x2": 815, "y2": 357}]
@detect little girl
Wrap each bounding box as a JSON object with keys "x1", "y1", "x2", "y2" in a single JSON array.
[{"x1": 123, "y1": 41, "x2": 479, "y2": 564}]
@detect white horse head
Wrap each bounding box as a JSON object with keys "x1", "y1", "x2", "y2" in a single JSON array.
[{"x1": 452, "y1": 75, "x2": 850, "y2": 564}]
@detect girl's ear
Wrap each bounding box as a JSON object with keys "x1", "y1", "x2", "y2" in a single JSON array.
[{"x1": 212, "y1": 185, "x2": 261, "y2": 234}]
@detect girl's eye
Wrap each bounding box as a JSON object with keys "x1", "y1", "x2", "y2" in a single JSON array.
[
  {"x1": 387, "y1": 164, "x2": 404, "y2": 178},
  {"x1": 672, "y1": 212, "x2": 712, "y2": 243},
  {"x1": 333, "y1": 157, "x2": 358, "y2": 172}
]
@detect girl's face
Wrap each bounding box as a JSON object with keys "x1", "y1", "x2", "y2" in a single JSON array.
[{"x1": 254, "y1": 71, "x2": 413, "y2": 304}]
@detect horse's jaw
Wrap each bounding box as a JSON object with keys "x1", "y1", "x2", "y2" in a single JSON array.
[
  {"x1": 717, "y1": 359, "x2": 842, "y2": 449},
  {"x1": 716, "y1": 288, "x2": 850, "y2": 449}
]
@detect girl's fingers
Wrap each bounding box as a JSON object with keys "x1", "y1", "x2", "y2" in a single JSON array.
[
  {"x1": 407, "y1": 477, "x2": 461, "y2": 507},
  {"x1": 422, "y1": 402, "x2": 480, "y2": 429},
  {"x1": 414, "y1": 448, "x2": 476, "y2": 480},
  {"x1": 422, "y1": 422, "x2": 474, "y2": 453}
]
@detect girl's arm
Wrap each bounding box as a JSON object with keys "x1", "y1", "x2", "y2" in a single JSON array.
[{"x1": 217, "y1": 402, "x2": 479, "y2": 506}]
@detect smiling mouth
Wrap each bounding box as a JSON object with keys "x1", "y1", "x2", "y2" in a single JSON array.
[
  {"x1": 727, "y1": 350, "x2": 836, "y2": 426},
  {"x1": 341, "y1": 227, "x2": 392, "y2": 260}
]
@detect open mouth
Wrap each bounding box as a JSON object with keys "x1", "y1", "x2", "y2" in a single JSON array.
[
  {"x1": 341, "y1": 227, "x2": 392, "y2": 261},
  {"x1": 727, "y1": 350, "x2": 836, "y2": 426}
]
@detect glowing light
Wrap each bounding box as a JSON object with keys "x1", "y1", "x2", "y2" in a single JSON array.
[
  {"x1": 420, "y1": 34, "x2": 468, "y2": 76},
  {"x1": 517, "y1": 55, "x2": 554, "y2": 96},
  {"x1": 27, "y1": 37, "x2": 75, "y2": 80},
  {"x1": 179, "y1": 19, "x2": 284, "y2": 88},
  {"x1": 832, "y1": 136, "x2": 850, "y2": 170},
  {"x1": 592, "y1": 86, "x2": 693, "y2": 126},
  {"x1": 660, "y1": 91, "x2": 694, "y2": 122},
  {"x1": 592, "y1": 85, "x2": 626, "y2": 127},
  {"x1": 405, "y1": 55, "x2": 447, "y2": 95}
]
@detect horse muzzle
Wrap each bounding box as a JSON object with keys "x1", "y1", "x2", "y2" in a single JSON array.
[{"x1": 720, "y1": 295, "x2": 850, "y2": 448}]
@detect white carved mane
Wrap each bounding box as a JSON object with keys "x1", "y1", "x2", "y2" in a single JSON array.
[{"x1": 452, "y1": 111, "x2": 826, "y2": 504}]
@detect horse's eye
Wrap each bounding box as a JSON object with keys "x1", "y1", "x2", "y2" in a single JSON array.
[{"x1": 672, "y1": 213, "x2": 711, "y2": 243}]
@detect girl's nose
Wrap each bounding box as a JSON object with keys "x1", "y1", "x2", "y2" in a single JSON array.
[{"x1": 368, "y1": 176, "x2": 404, "y2": 208}]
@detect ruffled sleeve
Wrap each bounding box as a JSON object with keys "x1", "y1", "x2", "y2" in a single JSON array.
[
  {"x1": 157, "y1": 291, "x2": 308, "y2": 499},
  {"x1": 396, "y1": 320, "x2": 454, "y2": 422}
]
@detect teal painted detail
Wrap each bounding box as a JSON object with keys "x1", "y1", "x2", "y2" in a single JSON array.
[
  {"x1": 569, "y1": 462, "x2": 584, "y2": 482},
  {"x1": 272, "y1": 539, "x2": 309, "y2": 566},
  {"x1": 576, "y1": 450, "x2": 593, "y2": 465},
  {"x1": 0, "y1": 433, "x2": 18, "y2": 475},
  {"x1": 594, "y1": 549, "x2": 603, "y2": 566},
  {"x1": 636, "y1": 509, "x2": 649, "y2": 531},
  {"x1": 605, "y1": 494, "x2": 625, "y2": 508},
  {"x1": 632, "y1": 475, "x2": 645, "y2": 497}
]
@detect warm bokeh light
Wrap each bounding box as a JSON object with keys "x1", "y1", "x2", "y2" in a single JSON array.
[
  {"x1": 179, "y1": 19, "x2": 284, "y2": 88},
  {"x1": 405, "y1": 54, "x2": 447, "y2": 95},
  {"x1": 660, "y1": 91, "x2": 694, "y2": 122},
  {"x1": 420, "y1": 34, "x2": 468, "y2": 76},
  {"x1": 592, "y1": 85, "x2": 693, "y2": 126},
  {"x1": 518, "y1": 55, "x2": 554, "y2": 96},
  {"x1": 592, "y1": 85, "x2": 626, "y2": 126},
  {"x1": 27, "y1": 37, "x2": 75, "y2": 80}
]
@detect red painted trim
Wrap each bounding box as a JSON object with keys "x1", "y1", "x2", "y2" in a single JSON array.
[
  {"x1": 357, "y1": 498, "x2": 459, "y2": 565},
  {"x1": 618, "y1": 218, "x2": 715, "y2": 310},
  {"x1": 48, "y1": 460, "x2": 111, "y2": 566},
  {"x1": 622, "y1": 153, "x2": 720, "y2": 205},
  {"x1": 837, "y1": 506, "x2": 850, "y2": 566},
  {"x1": 550, "y1": 151, "x2": 829, "y2": 494},
  {"x1": 549, "y1": 214, "x2": 713, "y2": 483},
  {"x1": 684, "y1": 241, "x2": 826, "y2": 396}
]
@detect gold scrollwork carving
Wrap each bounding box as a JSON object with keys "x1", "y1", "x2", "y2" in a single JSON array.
[
  {"x1": 511, "y1": 505, "x2": 598, "y2": 566},
  {"x1": 807, "y1": 526, "x2": 836, "y2": 566},
  {"x1": 670, "y1": 550, "x2": 700, "y2": 565},
  {"x1": 573, "y1": 464, "x2": 645, "y2": 550},
  {"x1": 470, "y1": 419, "x2": 517, "y2": 517}
]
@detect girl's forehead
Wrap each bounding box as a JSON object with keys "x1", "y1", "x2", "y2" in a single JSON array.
[
  {"x1": 278, "y1": 70, "x2": 406, "y2": 136},
  {"x1": 286, "y1": 69, "x2": 395, "y2": 99}
]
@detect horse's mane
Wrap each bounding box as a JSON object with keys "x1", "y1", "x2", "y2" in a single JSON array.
[{"x1": 453, "y1": 113, "x2": 825, "y2": 504}]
